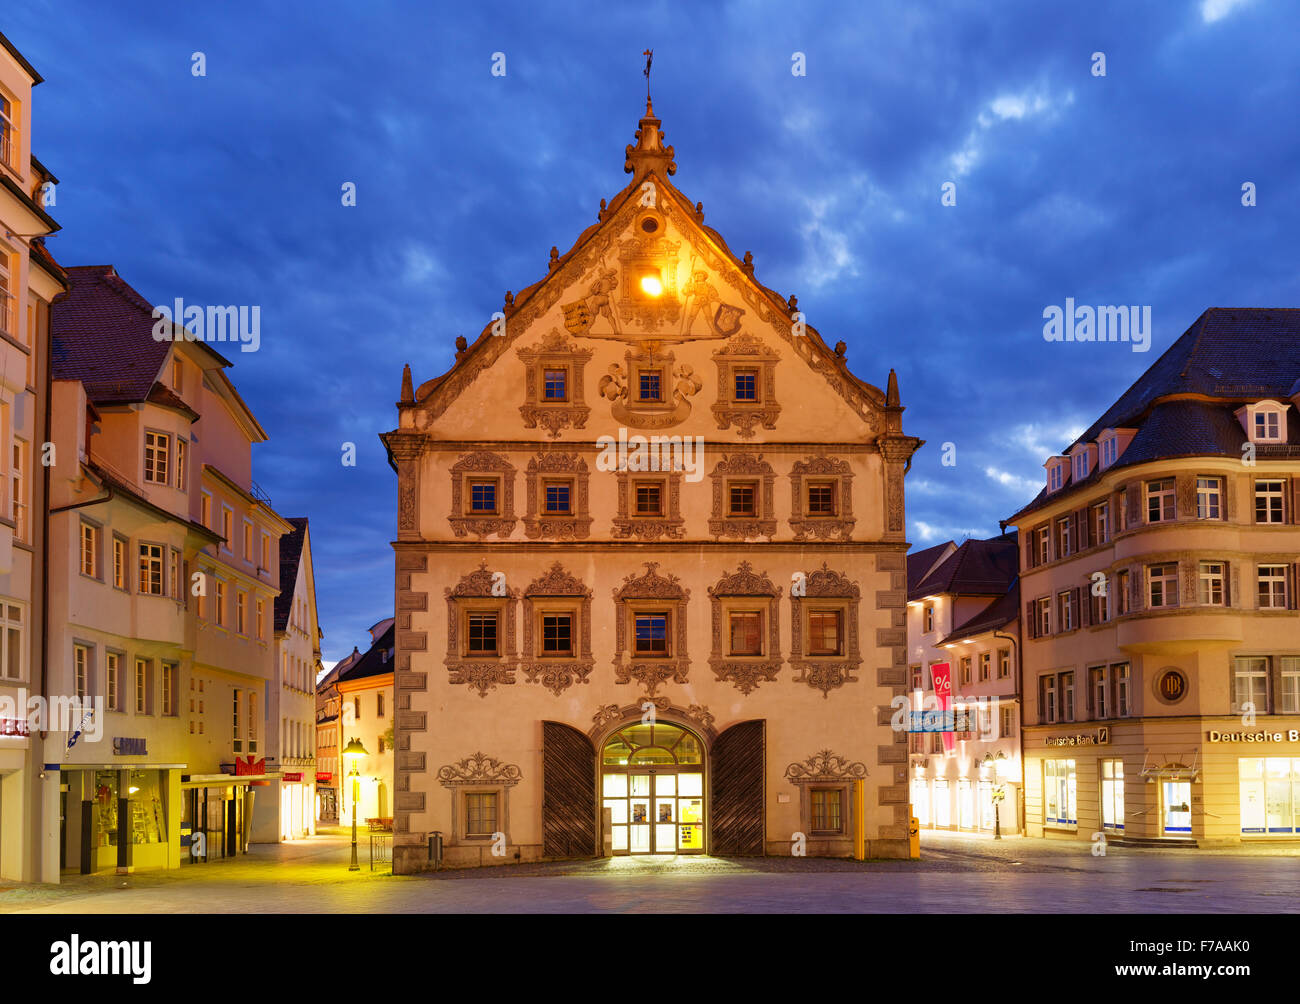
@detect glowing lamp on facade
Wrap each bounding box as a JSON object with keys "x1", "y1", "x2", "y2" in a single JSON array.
[{"x1": 640, "y1": 273, "x2": 664, "y2": 297}]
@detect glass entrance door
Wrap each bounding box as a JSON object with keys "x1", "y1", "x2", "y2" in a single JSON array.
[
  {"x1": 601, "y1": 722, "x2": 705, "y2": 854},
  {"x1": 1162, "y1": 780, "x2": 1191, "y2": 833}
]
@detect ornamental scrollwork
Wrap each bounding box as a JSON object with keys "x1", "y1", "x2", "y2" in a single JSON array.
[
  {"x1": 437, "y1": 752, "x2": 523, "y2": 788},
  {"x1": 784, "y1": 749, "x2": 867, "y2": 783}
]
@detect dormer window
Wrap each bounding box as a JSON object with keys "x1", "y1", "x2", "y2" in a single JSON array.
[
  {"x1": 1070, "y1": 444, "x2": 1096, "y2": 484},
  {"x1": 1047, "y1": 461, "x2": 1065, "y2": 493},
  {"x1": 1237, "y1": 401, "x2": 1289, "y2": 444},
  {"x1": 1099, "y1": 435, "x2": 1117, "y2": 469}
]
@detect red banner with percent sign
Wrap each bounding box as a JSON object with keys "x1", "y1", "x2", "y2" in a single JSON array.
[{"x1": 930, "y1": 662, "x2": 954, "y2": 754}]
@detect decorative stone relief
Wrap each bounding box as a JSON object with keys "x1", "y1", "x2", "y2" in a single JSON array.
[
  {"x1": 784, "y1": 749, "x2": 868, "y2": 783},
  {"x1": 707, "y1": 562, "x2": 783, "y2": 695},
  {"x1": 789, "y1": 563, "x2": 862, "y2": 698},
  {"x1": 516, "y1": 329, "x2": 593, "y2": 438},
  {"x1": 789, "y1": 456, "x2": 856, "y2": 542},
  {"x1": 448, "y1": 451, "x2": 517, "y2": 539},
  {"x1": 444, "y1": 562, "x2": 518, "y2": 697},
  {"x1": 611, "y1": 562, "x2": 690, "y2": 696},
  {"x1": 708, "y1": 454, "x2": 777, "y2": 540},
  {"x1": 437, "y1": 752, "x2": 522, "y2": 787},
  {"x1": 520, "y1": 562, "x2": 594, "y2": 696},
  {"x1": 523, "y1": 452, "x2": 593, "y2": 539},
  {"x1": 711, "y1": 332, "x2": 780, "y2": 437}
]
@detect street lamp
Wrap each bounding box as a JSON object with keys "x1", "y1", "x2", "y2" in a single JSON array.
[
  {"x1": 983, "y1": 752, "x2": 1008, "y2": 840},
  {"x1": 343, "y1": 738, "x2": 368, "y2": 871}
]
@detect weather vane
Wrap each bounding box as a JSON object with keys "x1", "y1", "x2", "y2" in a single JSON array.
[{"x1": 643, "y1": 48, "x2": 653, "y2": 99}]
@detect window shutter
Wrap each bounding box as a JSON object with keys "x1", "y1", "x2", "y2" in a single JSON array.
[
  {"x1": 1290, "y1": 564, "x2": 1299, "y2": 611},
  {"x1": 1130, "y1": 564, "x2": 1144, "y2": 612},
  {"x1": 1224, "y1": 560, "x2": 1233, "y2": 607},
  {"x1": 1079, "y1": 585, "x2": 1091, "y2": 628},
  {"x1": 1291, "y1": 477, "x2": 1300, "y2": 525},
  {"x1": 1077, "y1": 507, "x2": 1090, "y2": 549},
  {"x1": 1025, "y1": 601, "x2": 1036, "y2": 639},
  {"x1": 1125, "y1": 484, "x2": 1140, "y2": 527},
  {"x1": 1070, "y1": 586, "x2": 1081, "y2": 628},
  {"x1": 1224, "y1": 474, "x2": 1235, "y2": 522}
]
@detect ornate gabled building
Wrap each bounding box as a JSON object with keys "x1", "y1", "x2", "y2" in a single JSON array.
[{"x1": 382, "y1": 96, "x2": 921, "y2": 871}]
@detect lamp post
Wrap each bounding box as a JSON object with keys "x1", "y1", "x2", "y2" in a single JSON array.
[
  {"x1": 984, "y1": 751, "x2": 1008, "y2": 839},
  {"x1": 343, "y1": 738, "x2": 368, "y2": 871}
]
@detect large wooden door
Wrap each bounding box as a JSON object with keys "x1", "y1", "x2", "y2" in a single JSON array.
[
  {"x1": 710, "y1": 720, "x2": 765, "y2": 855},
  {"x1": 542, "y1": 721, "x2": 597, "y2": 857}
]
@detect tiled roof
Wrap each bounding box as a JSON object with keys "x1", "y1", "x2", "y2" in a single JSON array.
[
  {"x1": 907, "y1": 542, "x2": 954, "y2": 594},
  {"x1": 337, "y1": 623, "x2": 395, "y2": 683},
  {"x1": 274, "y1": 517, "x2": 308, "y2": 631},
  {"x1": 52, "y1": 266, "x2": 173, "y2": 404},
  {"x1": 908, "y1": 532, "x2": 1018, "y2": 602},
  {"x1": 939, "y1": 576, "x2": 1020, "y2": 644},
  {"x1": 1011, "y1": 309, "x2": 1300, "y2": 521}
]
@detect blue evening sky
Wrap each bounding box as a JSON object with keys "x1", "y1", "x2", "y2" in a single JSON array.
[{"x1": 7, "y1": 0, "x2": 1298, "y2": 663}]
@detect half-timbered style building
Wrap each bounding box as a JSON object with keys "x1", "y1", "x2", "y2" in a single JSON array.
[{"x1": 382, "y1": 96, "x2": 921, "y2": 871}]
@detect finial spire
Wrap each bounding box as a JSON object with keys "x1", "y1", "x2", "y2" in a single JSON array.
[
  {"x1": 643, "y1": 48, "x2": 653, "y2": 101},
  {"x1": 625, "y1": 56, "x2": 676, "y2": 178}
]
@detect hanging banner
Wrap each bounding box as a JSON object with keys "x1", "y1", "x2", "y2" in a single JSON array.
[{"x1": 930, "y1": 662, "x2": 955, "y2": 754}]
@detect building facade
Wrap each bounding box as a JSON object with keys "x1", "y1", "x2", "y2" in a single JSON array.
[
  {"x1": 335, "y1": 619, "x2": 394, "y2": 829},
  {"x1": 0, "y1": 30, "x2": 65, "y2": 883},
  {"x1": 906, "y1": 535, "x2": 1022, "y2": 835},
  {"x1": 383, "y1": 98, "x2": 921, "y2": 872},
  {"x1": 1009, "y1": 309, "x2": 1300, "y2": 846},
  {"x1": 47, "y1": 265, "x2": 292, "y2": 879},
  {"x1": 315, "y1": 649, "x2": 353, "y2": 823}
]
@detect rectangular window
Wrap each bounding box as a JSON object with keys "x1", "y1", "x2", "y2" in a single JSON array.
[
  {"x1": 74, "y1": 644, "x2": 90, "y2": 700},
  {"x1": 260, "y1": 531, "x2": 271, "y2": 570},
  {"x1": 215, "y1": 579, "x2": 227, "y2": 627},
  {"x1": 80, "y1": 522, "x2": 99, "y2": 578},
  {"x1": 1000, "y1": 704, "x2": 1015, "y2": 739},
  {"x1": 177, "y1": 439, "x2": 187, "y2": 491},
  {"x1": 1147, "y1": 562, "x2": 1179, "y2": 608},
  {"x1": 638, "y1": 369, "x2": 662, "y2": 402},
  {"x1": 806, "y1": 483, "x2": 836, "y2": 516},
  {"x1": 169, "y1": 548, "x2": 181, "y2": 599},
  {"x1": 1036, "y1": 597, "x2": 1051, "y2": 637},
  {"x1": 1258, "y1": 565, "x2": 1288, "y2": 609},
  {"x1": 112, "y1": 535, "x2": 127, "y2": 590},
  {"x1": 728, "y1": 482, "x2": 757, "y2": 517},
  {"x1": 1040, "y1": 675, "x2": 1057, "y2": 724},
  {"x1": 10, "y1": 439, "x2": 25, "y2": 541},
  {"x1": 1280, "y1": 657, "x2": 1300, "y2": 715},
  {"x1": 144, "y1": 431, "x2": 170, "y2": 485},
  {"x1": 810, "y1": 788, "x2": 843, "y2": 834},
  {"x1": 105, "y1": 652, "x2": 120, "y2": 711},
  {"x1": 979, "y1": 652, "x2": 991, "y2": 682},
  {"x1": 1056, "y1": 516, "x2": 1072, "y2": 557},
  {"x1": 1146, "y1": 479, "x2": 1175, "y2": 522},
  {"x1": 728, "y1": 611, "x2": 763, "y2": 656},
  {"x1": 1114, "y1": 663, "x2": 1131, "y2": 716},
  {"x1": 733, "y1": 369, "x2": 758, "y2": 402},
  {"x1": 138, "y1": 543, "x2": 164, "y2": 595},
  {"x1": 1116, "y1": 570, "x2": 1130, "y2": 616},
  {"x1": 542, "y1": 368, "x2": 567, "y2": 401},
  {"x1": 376, "y1": 692, "x2": 384, "y2": 717},
  {"x1": 236, "y1": 591, "x2": 247, "y2": 634},
  {"x1": 543, "y1": 481, "x2": 571, "y2": 514},
  {"x1": 959, "y1": 656, "x2": 971, "y2": 686},
  {"x1": 922, "y1": 604, "x2": 934, "y2": 633},
  {"x1": 1036, "y1": 526, "x2": 1050, "y2": 564},
  {"x1": 243, "y1": 522, "x2": 253, "y2": 561},
  {"x1": 541, "y1": 613, "x2": 573, "y2": 656},
  {"x1": 1197, "y1": 477, "x2": 1222, "y2": 520},
  {"x1": 221, "y1": 506, "x2": 233, "y2": 549},
  {"x1": 807, "y1": 610, "x2": 843, "y2": 656},
  {"x1": 466, "y1": 792, "x2": 499, "y2": 838},
  {"x1": 1048, "y1": 464, "x2": 1063, "y2": 492},
  {"x1": 201, "y1": 492, "x2": 212, "y2": 528},
  {"x1": 1091, "y1": 502, "x2": 1110, "y2": 545},
  {"x1": 1061, "y1": 672, "x2": 1075, "y2": 722},
  {"x1": 1091, "y1": 583, "x2": 1110, "y2": 624},
  {"x1": 1058, "y1": 590, "x2": 1074, "y2": 631},
  {"x1": 1118, "y1": 489, "x2": 1129, "y2": 531},
  {"x1": 1101, "y1": 437, "x2": 1117, "y2": 468},
  {"x1": 1198, "y1": 561, "x2": 1225, "y2": 606},
  {"x1": 1101, "y1": 759, "x2": 1125, "y2": 831},
  {"x1": 467, "y1": 613, "x2": 499, "y2": 656},
  {"x1": 1044, "y1": 759, "x2": 1078, "y2": 826},
  {"x1": 135, "y1": 658, "x2": 151, "y2": 715},
  {"x1": 469, "y1": 480, "x2": 497, "y2": 513},
  {"x1": 161, "y1": 663, "x2": 176, "y2": 716},
  {"x1": 1254, "y1": 410, "x2": 1281, "y2": 441},
  {"x1": 1090, "y1": 666, "x2": 1108, "y2": 719},
  {"x1": 634, "y1": 482, "x2": 663, "y2": 516},
  {"x1": 233, "y1": 689, "x2": 242, "y2": 753},
  {"x1": 998, "y1": 648, "x2": 1011, "y2": 680},
  {"x1": 1233, "y1": 657, "x2": 1269, "y2": 714},
  {"x1": 1255, "y1": 480, "x2": 1285, "y2": 523},
  {"x1": 256, "y1": 598, "x2": 265, "y2": 640},
  {"x1": 247, "y1": 691, "x2": 257, "y2": 754},
  {"x1": 634, "y1": 612, "x2": 669, "y2": 656}
]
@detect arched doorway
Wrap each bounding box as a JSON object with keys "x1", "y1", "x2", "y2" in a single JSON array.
[{"x1": 601, "y1": 721, "x2": 705, "y2": 854}]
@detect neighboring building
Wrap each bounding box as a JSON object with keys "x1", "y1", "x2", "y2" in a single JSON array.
[
  {"x1": 334, "y1": 619, "x2": 394, "y2": 828},
  {"x1": 48, "y1": 265, "x2": 292, "y2": 879},
  {"x1": 382, "y1": 97, "x2": 921, "y2": 872},
  {"x1": 906, "y1": 534, "x2": 1022, "y2": 835},
  {"x1": 0, "y1": 29, "x2": 66, "y2": 883},
  {"x1": 256, "y1": 516, "x2": 320, "y2": 841},
  {"x1": 315, "y1": 648, "x2": 355, "y2": 823},
  {"x1": 1008, "y1": 309, "x2": 1300, "y2": 846}
]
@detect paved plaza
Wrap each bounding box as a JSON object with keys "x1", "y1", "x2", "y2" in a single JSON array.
[{"x1": 1, "y1": 829, "x2": 1297, "y2": 913}]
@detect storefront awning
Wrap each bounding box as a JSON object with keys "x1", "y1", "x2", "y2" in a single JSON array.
[{"x1": 182, "y1": 772, "x2": 282, "y2": 788}]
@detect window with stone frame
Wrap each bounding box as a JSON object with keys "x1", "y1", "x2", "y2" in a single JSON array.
[
  {"x1": 789, "y1": 457, "x2": 855, "y2": 542},
  {"x1": 522, "y1": 452, "x2": 593, "y2": 539},
  {"x1": 516, "y1": 329, "x2": 593, "y2": 438},
  {"x1": 1145, "y1": 478, "x2": 1176, "y2": 523},
  {"x1": 444, "y1": 563, "x2": 518, "y2": 696},
  {"x1": 710, "y1": 332, "x2": 781, "y2": 437},
  {"x1": 437, "y1": 752, "x2": 521, "y2": 845},
  {"x1": 707, "y1": 453, "x2": 776, "y2": 539},
  {"x1": 448, "y1": 451, "x2": 517, "y2": 538},
  {"x1": 789, "y1": 564, "x2": 861, "y2": 697},
  {"x1": 1147, "y1": 562, "x2": 1179, "y2": 608},
  {"x1": 1255, "y1": 479, "x2": 1286, "y2": 524},
  {"x1": 520, "y1": 563, "x2": 593, "y2": 696},
  {"x1": 612, "y1": 470, "x2": 684, "y2": 541},
  {"x1": 707, "y1": 562, "x2": 782, "y2": 695},
  {"x1": 612, "y1": 562, "x2": 690, "y2": 696}
]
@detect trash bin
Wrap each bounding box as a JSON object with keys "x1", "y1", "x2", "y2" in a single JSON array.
[{"x1": 428, "y1": 831, "x2": 443, "y2": 869}]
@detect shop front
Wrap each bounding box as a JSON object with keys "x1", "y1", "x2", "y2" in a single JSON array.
[
  {"x1": 0, "y1": 717, "x2": 33, "y2": 881},
  {"x1": 61, "y1": 765, "x2": 183, "y2": 875},
  {"x1": 180, "y1": 771, "x2": 280, "y2": 863}
]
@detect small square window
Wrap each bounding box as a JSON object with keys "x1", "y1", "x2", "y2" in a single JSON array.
[
  {"x1": 811, "y1": 788, "x2": 843, "y2": 834},
  {"x1": 466, "y1": 792, "x2": 499, "y2": 838},
  {"x1": 638, "y1": 370, "x2": 663, "y2": 402},
  {"x1": 728, "y1": 482, "x2": 757, "y2": 517},
  {"x1": 541, "y1": 613, "x2": 573, "y2": 656},
  {"x1": 543, "y1": 368, "x2": 567, "y2": 401},
  {"x1": 634, "y1": 613, "x2": 669, "y2": 656},
  {"x1": 807, "y1": 483, "x2": 836, "y2": 516},
  {"x1": 469, "y1": 480, "x2": 498, "y2": 513},
  {"x1": 467, "y1": 613, "x2": 499, "y2": 655},
  {"x1": 544, "y1": 481, "x2": 571, "y2": 514},
  {"x1": 734, "y1": 369, "x2": 758, "y2": 402},
  {"x1": 634, "y1": 483, "x2": 663, "y2": 516},
  {"x1": 808, "y1": 610, "x2": 843, "y2": 656},
  {"x1": 728, "y1": 611, "x2": 763, "y2": 656}
]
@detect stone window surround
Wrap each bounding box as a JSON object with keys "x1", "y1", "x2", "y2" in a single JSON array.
[
  {"x1": 788, "y1": 456, "x2": 855, "y2": 542},
  {"x1": 788, "y1": 564, "x2": 862, "y2": 697},
  {"x1": 516, "y1": 329, "x2": 593, "y2": 438},
  {"x1": 612, "y1": 563, "x2": 690, "y2": 696},
  {"x1": 444, "y1": 565, "x2": 519, "y2": 697},
  {"x1": 523, "y1": 452, "x2": 593, "y2": 539},
  {"x1": 707, "y1": 562, "x2": 783, "y2": 696},
  {"x1": 612, "y1": 469, "x2": 685, "y2": 540},
  {"x1": 707, "y1": 453, "x2": 777, "y2": 540},
  {"x1": 520, "y1": 563, "x2": 594, "y2": 696},
  {"x1": 448, "y1": 451, "x2": 517, "y2": 539},
  {"x1": 711, "y1": 332, "x2": 781, "y2": 438}
]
